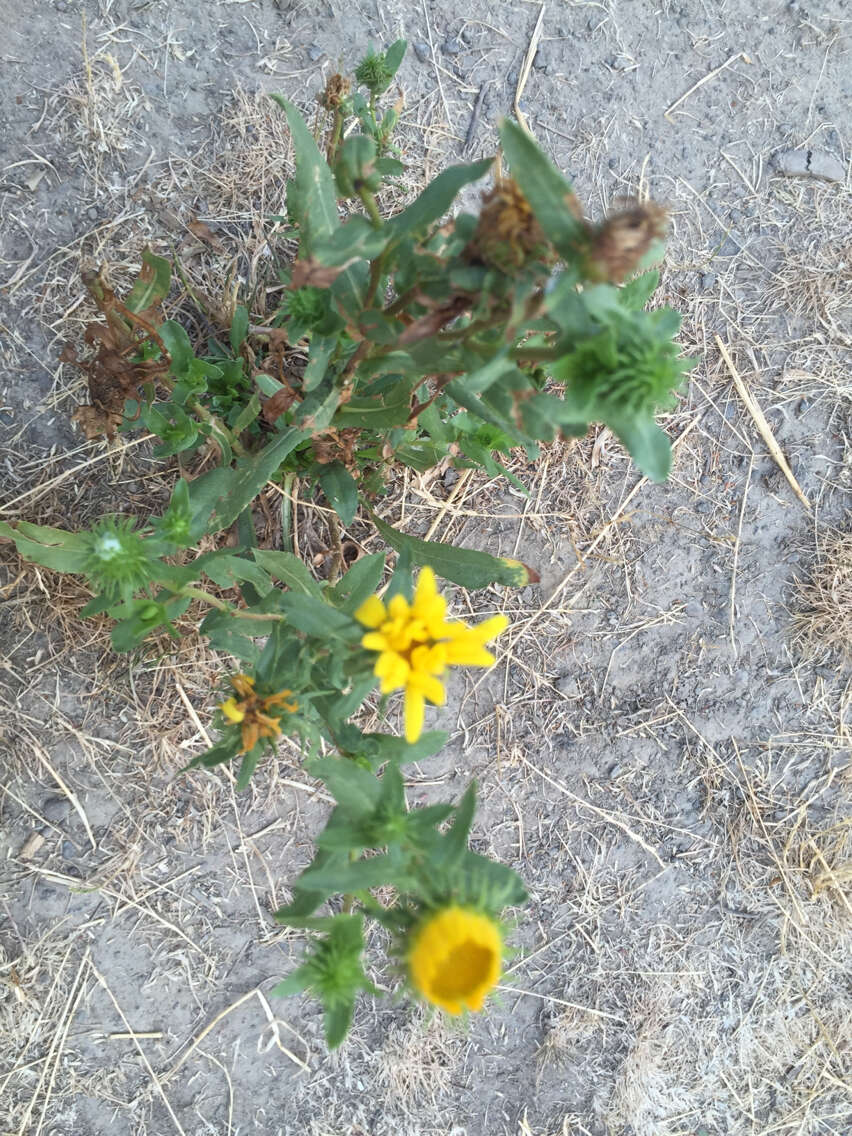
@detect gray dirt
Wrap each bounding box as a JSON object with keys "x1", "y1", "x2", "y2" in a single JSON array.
[{"x1": 1, "y1": 2, "x2": 850, "y2": 1136}]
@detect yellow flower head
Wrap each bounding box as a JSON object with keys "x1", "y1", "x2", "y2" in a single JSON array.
[
  {"x1": 355, "y1": 567, "x2": 508, "y2": 743},
  {"x1": 408, "y1": 905, "x2": 502, "y2": 1014},
  {"x1": 218, "y1": 674, "x2": 298, "y2": 754}
]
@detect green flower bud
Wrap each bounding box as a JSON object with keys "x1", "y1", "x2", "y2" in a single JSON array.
[
  {"x1": 334, "y1": 135, "x2": 380, "y2": 198},
  {"x1": 355, "y1": 48, "x2": 395, "y2": 95},
  {"x1": 82, "y1": 518, "x2": 155, "y2": 602}
]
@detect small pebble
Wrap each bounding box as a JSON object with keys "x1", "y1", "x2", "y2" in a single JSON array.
[
  {"x1": 306, "y1": 44, "x2": 323, "y2": 63},
  {"x1": 42, "y1": 795, "x2": 71, "y2": 823},
  {"x1": 775, "y1": 148, "x2": 845, "y2": 182},
  {"x1": 87, "y1": 205, "x2": 99, "y2": 222},
  {"x1": 441, "y1": 38, "x2": 461, "y2": 57},
  {"x1": 61, "y1": 840, "x2": 77, "y2": 860},
  {"x1": 413, "y1": 41, "x2": 430, "y2": 63},
  {"x1": 700, "y1": 272, "x2": 717, "y2": 290}
]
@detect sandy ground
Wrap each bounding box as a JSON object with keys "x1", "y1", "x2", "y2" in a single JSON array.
[{"x1": 1, "y1": 2, "x2": 850, "y2": 1134}]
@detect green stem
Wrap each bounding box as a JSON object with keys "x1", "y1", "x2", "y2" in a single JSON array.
[
  {"x1": 358, "y1": 187, "x2": 383, "y2": 230},
  {"x1": 185, "y1": 396, "x2": 248, "y2": 457},
  {"x1": 280, "y1": 471, "x2": 297, "y2": 554},
  {"x1": 510, "y1": 346, "x2": 560, "y2": 363},
  {"x1": 177, "y1": 585, "x2": 287, "y2": 622},
  {"x1": 327, "y1": 108, "x2": 344, "y2": 165}
]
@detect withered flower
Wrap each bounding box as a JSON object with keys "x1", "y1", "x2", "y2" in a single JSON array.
[
  {"x1": 318, "y1": 73, "x2": 351, "y2": 111},
  {"x1": 466, "y1": 179, "x2": 555, "y2": 273},
  {"x1": 586, "y1": 200, "x2": 669, "y2": 283}
]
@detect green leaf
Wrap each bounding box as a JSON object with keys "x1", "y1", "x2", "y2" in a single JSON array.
[
  {"x1": 303, "y1": 336, "x2": 338, "y2": 392},
  {"x1": 200, "y1": 618, "x2": 261, "y2": 664},
  {"x1": 252, "y1": 549, "x2": 325, "y2": 598},
  {"x1": 445, "y1": 379, "x2": 525, "y2": 443},
  {"x1": 318, "y1": 462, "x2": 359, "y2": 526},
  {"x1": 372, "y1": 514, "x2": 535, "y2": 589},
  {"x1": 312, "y1": 217, "x2": 389, "y2": 267},
  {"x1": 276, "y1": 593, "x2": 359, "y2": 639},
  {"x1": 206, "y1": 427, "x2": 307, "y2": 532},
  {"x1": 159, "y1": 320, "x2": 194, "y2": 377},
  {"x1": 125, "y1": 250, "x2": 171, "y2": 313},
  {"x1": 330, "y1": 260, "x2": 369, "y2": 323},
  {"x1": 457, "y1": 849, "x2": 528, "y2": 907},
  {"x1": 604, "y1": 412, "x2": 672, "y2": 482},
  {"x1": 387, "y1": 158, "x2": 493, "y2": 239},
  {"x1": 309, "y1": 757, "x2": 381, "y2": 817},
  {"x1": 461, "y1": 353, "x2": 518, "y2": 396},
  {"x1": 0, "y1": 521, "x2": 91, "y2": 574},
  {"x1": 183, "y1": 736, "x2": 241, "y2": 774},
  {"x1": 202, "y1": 554, "x2": 273, "y2": 593},
  {"x1": 295, "y1": 380, "x2": 342, "y2": 432},
  {"x1": 230, "y1": 394, "x2": 261, "y2": 434},
  {"x1": 236, "y1": 748, "x2": 261, "y2": 790},
  {"x1": 270, "y1": 965, "x2": 313, "y2": 999},
  {"x1": 333, "y1": 384, "x2": 414, "y2": 429},
  {"x1": 436, "y1": 781, "x2": 477, "y2": 867},
  {"x1": 393, "y1": 439, "x2": 446, "y2": 473},
  {"x1": 298, "y1": 851, "x2": 414, "y2": 893},
  {"x1": 383, "y1": 38, "x2": 407, "y2": 82},
  {"x1": 325, "y1": 1000, "x2": 355, "y2": 1050},
  {"x1": 327, "y1": 552, "x2": 386, "y2": 613},
  {"x1": 498, "y1": 119, "x2": 586, "y2": 260},
  {"x1": 230, "y1": 304, "x2": 249, "y2": 352},
  {"x1": 271, "y1": 95, "x2": 339, "y2": 253},
  {"x1": 618, "y1": 269, "x2": 660, "y2": 311}
]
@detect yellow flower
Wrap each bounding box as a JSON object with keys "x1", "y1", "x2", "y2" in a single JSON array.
[
  {"x1": 355, "y1": 567, "x2": 508, "y2": 743},
  {"x1": 408, "y1": 905, "x2": 502, "y2": 1014},
  {"x1": 218, "y1": 674, "x2": 298, "y2": 754}
]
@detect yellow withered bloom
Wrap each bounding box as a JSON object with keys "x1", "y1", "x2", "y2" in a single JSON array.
[
  {"x1": 219, "y1": 674, "x2": 298, "y2": 754},
  {"x1": 408, "y1": 905, "x2": 502, "y2": 1014},
  {"x1": 355, "y1": 567, "x2": 508, "y2": 743}
]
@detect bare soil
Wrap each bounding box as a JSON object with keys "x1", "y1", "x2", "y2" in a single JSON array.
[{"x1": 1, "y1": 3, "x2": 850, "y2": 1135}]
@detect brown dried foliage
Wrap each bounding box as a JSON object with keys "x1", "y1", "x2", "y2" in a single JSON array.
[{"x1": 67, "y1": 267, "x2": 168, "y2": 439}]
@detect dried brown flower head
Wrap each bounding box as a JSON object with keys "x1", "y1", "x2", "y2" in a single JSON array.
[
  {"x1": 586, "y1": 200, "x2": 668, "y2": 282},
  {"x1": 318, "y1": 73, "x2": 351, "y2": 111},
  {"x1": 466, "y1": 178, "x2": 555, "y2": 273},
  {"x1": 312, "y1": 427, "x2": 361, "y2": 469}
]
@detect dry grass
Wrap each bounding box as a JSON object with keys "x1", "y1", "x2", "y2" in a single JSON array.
[
  {"x1": 792, "y1": 532, "x2": 852, "y2": 662},
  {"x1": 2, "y1": 8, "x2": 852, "y2": 1136}
]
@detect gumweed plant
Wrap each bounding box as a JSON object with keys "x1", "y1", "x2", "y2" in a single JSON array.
[{"x1": 0, "y1": 41, "x2": 695, "y2": 1046}]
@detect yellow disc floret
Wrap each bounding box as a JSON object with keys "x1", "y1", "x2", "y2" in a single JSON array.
[
  {"x1": 355, "y1": 567, "x2": 508, "y2": 743},
  {"x1": 408, "y1": 905, "x2": 502, "y2": 1014}
]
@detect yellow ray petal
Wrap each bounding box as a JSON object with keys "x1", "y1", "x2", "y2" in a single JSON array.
[
  {"x1": 444, "y1": 640, "x2": 496, "y2": 667},
  {"x1": 404, "y1": 687, "x2": 426, "y2": 742},
  {"x1": 220, "y1": 697, "x2": 246, "y2": 723},
  {"x1": 354, "y1": 595, "x2": 387, "y2": 628},
  {"x1": 361, "y1": 631, "x2": 390, "y2": 652}
]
